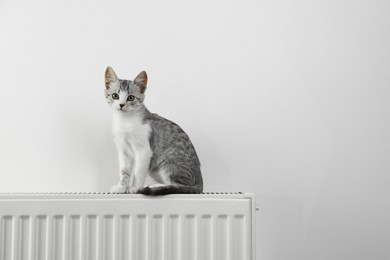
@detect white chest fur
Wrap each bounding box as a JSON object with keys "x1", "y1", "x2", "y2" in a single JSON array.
[{"x1": 112, "y1": 112, "x2": 152, "y2": 158}]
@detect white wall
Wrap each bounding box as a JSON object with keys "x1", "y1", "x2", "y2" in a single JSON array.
[{"x1": 1, "y1": 0, "x2": 389, "y2": 259}]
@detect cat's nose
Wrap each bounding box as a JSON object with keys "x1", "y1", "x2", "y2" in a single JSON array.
[{"x1": 119, "y1": 104, "x2": 125, "y2": 108}]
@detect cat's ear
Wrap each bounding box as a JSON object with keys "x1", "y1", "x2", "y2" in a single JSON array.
[
  {"x1": 105, "y1": 66, "x2": 118, "y2": 89},
  {"x1": 134, "y1": 71, "x2": 148, "y2": 93}
]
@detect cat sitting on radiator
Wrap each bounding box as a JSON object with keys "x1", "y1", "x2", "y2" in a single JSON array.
[{"x1": 105, "y1": 67, "x2": 203, "y2": 195}]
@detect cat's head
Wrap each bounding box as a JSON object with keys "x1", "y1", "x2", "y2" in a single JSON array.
[{"x1": 104, "y1": 66, "x2": 147, "y2": 113}]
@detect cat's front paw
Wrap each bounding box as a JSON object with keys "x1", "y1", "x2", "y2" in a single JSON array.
[
  {"x1": 110, "y1": 184, "x2": 128, "y2": 194},
  {"x1": 127, "y1": 186, "x2": 140, "y2": 194}
]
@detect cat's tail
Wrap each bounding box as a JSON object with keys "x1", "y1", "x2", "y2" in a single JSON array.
[{"x1": 138, "y1": 184, "x2": 202, "y2": 196}]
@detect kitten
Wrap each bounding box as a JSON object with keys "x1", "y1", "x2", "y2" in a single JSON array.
[{"x1": 105, "y1": 67, "x2": 203, "y2": 195}]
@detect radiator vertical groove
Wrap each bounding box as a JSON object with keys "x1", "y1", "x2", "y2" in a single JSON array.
[
  {"x1": 78, "y1": 216, "x2": 85, "y2": 260},
  {"x1": 113, "y1": 215, "x2": 118, "y2": 260},
  {"x1": 45, "y1": 216, "x2": 51, "y2": 260},
  {"x1": 0, "y1": 216, "x2": 13, "y2": 260},
  {"x1": 129, "y1": 215, "x2": 136, "y2": 260},
  {"x1": 52, "y1": 216, "x2": 64, "y2": 260},
  {"x1": 118, "y1": 215, "x2": 130, "y2": 260},
  {"x1": 163, "y1": 214, "x2": 169, "y2": 260},
  {"x1": 12, "y1": 216, "x2": 18, "y2": 260},
  {"x1": 233, "y1": 215, "x2": 247, "y2": 259},
  {"x1": 68, "y1": 215, "x2": 81, "y2": 260},
  {"x1": 62, "y1": 216, "x2": 68, "y2": 260},
  {"x1": 184, "y1": 215, "x2": 197, "y2": 260},
  {"x1": 97, "y1": 215, "x2": 102, "y2": 260},
  {"x1": 135, "y1": 215, "x2": 148, "y2": 260},
  {"x1": 17, "y1": 216, "x2": 30, "y2": 260},
  {"x1": 151, "y1": 215, "x2": 163, "y2": 260},
  {"x1": 216, "y1": 215, "x2": 229, "y2": 260},
  {"x1": 28, "y1": 216, "x2": 33, "y2": 260},
  {"x1": 200, "y1": 215, "x2": 212, "y2": 260},
  {"x1": 113, "y1": 216, "x2": 118, "y2": 260},
  {"x1": 85, "y1": 215, "x2": 96, "y2": 260},
  {"x1": 101, "y1": 215, "x2": 114, "y2": 260},
  {"x1": 228, "y1": 215, "x2": 233, "y2": 259},
  {"x1": 167, "y1": 215, "x2": 180, "y2": 260}
]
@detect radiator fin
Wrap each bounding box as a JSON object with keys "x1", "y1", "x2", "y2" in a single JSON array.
[
  {"x1": 101, "y1": 215, "x2": 114, "y2": 260},
  {"x1": 118, "y1": 215, "x2": 130, "y2": 260},
  {"x1": 85, "y1": 215, "x2": 97, "y2": 260},
  {"x1": 0, "y1": 216, "x2": 13, "y2": 260},
  {"x1": 16, "y1": 216, "x2": 30, "y2": 260},
  {"x1": 168, "y1": 215, "x2": 180, "y2": 260},
  {"x1": 52, "y1": 216, "x2": 64, "y2": 260},
  {"x1": 184, "y1": 215, "x2": 197, "y2": 260},
  {"x1": 135, "y1": 215, "x2": 148, "y2": 260},
  {"x1": 200, "y1": 215, "x2": 213, "y2": 260},
  {"x1": 216, "y1": 215, "x2": 230, "y2": 260},
  {"x1": 233, "y1": 215, "x2": 247, "y2": 259},
  {"x1": 68, "y1": 215, "x2": 81, "y2": 260},
  {"x1": 34, "y1": 216, "x2": 47, "y2": 260},
  {"x1": 151, "y1": 215, "x2": 163, "y2": 260}
]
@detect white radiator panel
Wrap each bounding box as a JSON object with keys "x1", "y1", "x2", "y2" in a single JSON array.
[{"x1": 0, "y1": 193, "x2": 256, "y2": 260}]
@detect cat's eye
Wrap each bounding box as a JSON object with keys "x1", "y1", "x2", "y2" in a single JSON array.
[
  {"x1": 112, "y1": 93, "x2": 119, "y2": 100},
  {"x1": 127, "y1": 95, "x2": 135, "y2": 101}
]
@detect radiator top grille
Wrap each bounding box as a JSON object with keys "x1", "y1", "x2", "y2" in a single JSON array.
[
  {"x1": 0, "y1": 191, "x2": 243, "y2": 195},
  {"x1": 0, "y1": 191, "x2": 254, "y2": 200}
]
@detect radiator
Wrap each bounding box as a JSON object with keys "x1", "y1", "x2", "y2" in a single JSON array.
[{"x1": 0, "y1": 192, "x2": 256, "y2": 260}]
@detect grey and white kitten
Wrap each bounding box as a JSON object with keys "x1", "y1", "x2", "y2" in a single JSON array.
[{"x1": 105, "y1": 67, "x2": 203, "y2": 195}]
